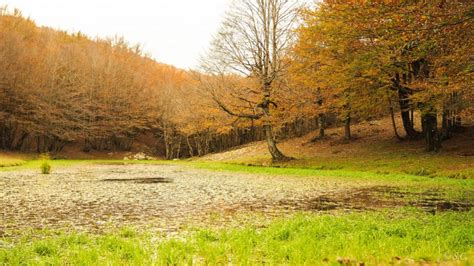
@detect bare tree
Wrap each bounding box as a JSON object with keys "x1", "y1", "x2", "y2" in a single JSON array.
[{"x1": 201, "y1": 0, "x2": 300, "y2": 162}]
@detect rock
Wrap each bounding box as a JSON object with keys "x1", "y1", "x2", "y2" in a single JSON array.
[
  {"x1": 133, "y1": 152, "x2": 147, "y2": 160},
  {"x1": 123, "y1": 152, "x2": 155, "y2": 161}
]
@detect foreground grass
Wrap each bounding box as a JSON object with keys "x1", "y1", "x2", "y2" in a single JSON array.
[{"x1": 1, "y1": 209, "x2": 473, "y2": 265}]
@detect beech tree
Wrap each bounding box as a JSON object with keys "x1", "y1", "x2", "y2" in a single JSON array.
[
  {"x1": 291, "y1": 0, "x2": 473, "y2": 151},
  {"x1": 0, "y1": 7, "x2": 318, "y2": 158},
  {"x1": 201, "y1": 0, "x2": 301, "y2": 162},
  {"x1": 0, "y1": 11, "x2": 162, "y2": 152}
]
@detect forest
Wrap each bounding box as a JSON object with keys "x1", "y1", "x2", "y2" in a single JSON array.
[
  {"x1": 0, "y1": 0, "x2": 473, "y2": 265},
  {"x1": 1, "y1": 0, "x2": 472, "y2": 161}
]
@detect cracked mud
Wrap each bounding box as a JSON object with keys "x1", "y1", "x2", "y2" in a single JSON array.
[{"x1": 1, "y1": 164, "x2": 471, "y2": 236}]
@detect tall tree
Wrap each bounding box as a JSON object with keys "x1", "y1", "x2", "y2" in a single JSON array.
[
  {"x1": 292, "y1": 0, "x2": 473, "y2": 151},
  {"x1": 201, "y1": 0, "x2": 300, "y2": 162}
]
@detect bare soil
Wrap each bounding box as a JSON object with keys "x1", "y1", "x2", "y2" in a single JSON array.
[
  {"x1": 1, "y1": 164, "x2": 471, "y2": 237},
  {"x1": 0, "y1": 164, "x2": 350, "y2": 235}
]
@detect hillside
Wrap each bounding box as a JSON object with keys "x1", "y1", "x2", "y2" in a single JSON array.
[{"x1": 202, "y1": 116, "x2": 474, "y2": 179}]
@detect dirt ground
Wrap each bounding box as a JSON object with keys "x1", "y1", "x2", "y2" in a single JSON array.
[
  {"x1": 1, "y1": 163, "x2": 471, "y2": 236},
  {"x1": 203, "y1": 117, "x2": 474, "y2": 162},
  {"x1": 0, "y1": 163, "x2": 350, "y2": 235}
]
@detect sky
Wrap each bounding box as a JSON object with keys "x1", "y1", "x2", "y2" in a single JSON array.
[{"x1": 3, "y1": 0, "x2": 232, "y2": 69}]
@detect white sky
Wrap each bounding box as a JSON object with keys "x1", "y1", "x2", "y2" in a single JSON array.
[{"x1": 2, "y1": 0, "x2": 232, "y2": 69}]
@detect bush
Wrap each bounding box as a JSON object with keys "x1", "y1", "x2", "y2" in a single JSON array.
[{"x1": 40, "y1": 154, "x2": 51, "y2": 174}]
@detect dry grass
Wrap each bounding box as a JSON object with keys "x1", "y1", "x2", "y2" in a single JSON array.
[
  {"x1": 205, "y1": 116, "x2": 474, "y2": 162},
  {"x1": 0, "y1": 152, "x2": 27, "y2": 167},
  {"x1": 201, "y1": 116, "x2": 474, "y2": 180}
]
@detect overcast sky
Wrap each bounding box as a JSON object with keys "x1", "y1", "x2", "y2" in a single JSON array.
[{"x1": 3, "y1": 0, "x2": 232, "y2": 69}]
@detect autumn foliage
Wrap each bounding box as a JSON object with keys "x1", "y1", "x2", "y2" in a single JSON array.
[
  {"x1": 0, "y1": 9, "x2": 310, "y2": 157},
  {"x1": 291, "y1": 0, "x2": 474, "y2": 151},
  {"x1": 0, "y1": 0, "x2": 473, "y2": 158},
  {"x1": 0, "y1": 10, "x2": 197, "y2": 154}
]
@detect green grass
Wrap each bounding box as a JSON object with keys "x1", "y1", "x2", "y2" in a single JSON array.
[
  {"x1": 211, "y1": 152, "x2": 474, "y2": 180},
  {"x1": 190, "y1": 161, "x2": 473, "y2": 191},
  {"x1": 1, "y1": 209, "x2": 473, "y2": 265}
]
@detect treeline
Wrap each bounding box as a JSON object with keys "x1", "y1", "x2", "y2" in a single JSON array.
[
  {"x1": 0, "y1": 11, "x2": 158, "y2": 152},
  {"x1": 0, "y1": 11, "x2": 196, "y2": 154},
  {"x1": 1, "y1": 1, "x2": 473, "y2": 159},
  {"x1": 159, "y1": 117, "x2": 322, "y2": 159},
  {"x1": 0, "y1": 10, "x2": 316, "y2": 157}
]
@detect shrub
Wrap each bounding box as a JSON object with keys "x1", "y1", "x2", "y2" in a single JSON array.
[{"x1": 40, "y1": 154, "x2": 51, "y2": 174}]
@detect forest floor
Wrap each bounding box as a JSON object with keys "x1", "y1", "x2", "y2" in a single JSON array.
[
  {"x1": 203, "y1": 117, "x2": 474, "y2": 178},
  {"x1": 0, "y1": 117, "x2": 473, "y2": 264}
]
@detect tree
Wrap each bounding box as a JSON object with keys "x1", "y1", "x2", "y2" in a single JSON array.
[
  {"x1": 201, "y1": 0, "x2": 301, "y2": 162},
  {"x1": 292, "y1": 0, "x2": 473, "y2": 151},
  {"x1": 291, "y1": 1, "x2": 386, "y2": 143}
]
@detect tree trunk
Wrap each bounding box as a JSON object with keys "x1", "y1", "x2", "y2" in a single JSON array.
[
  {"x1": 318, "y1": 113, "x2": 326, "y2": 139},
  {"x1": 441, "y1": 108, "x2": 451, "y2": 140},
  {"x1": 163, "y1": 129, "x2": 173, "y2": 160},
  {"x1": 398, "y1": 89, "x2": 419, "y2": 138},
  {"x1": 312, "y1": 89, "x2": 326, "y2": 142},
  {"x1": 422, "y1": 112, "x2": 441, "y2": 152},
  {"x1": 386, "y1": 91, "x2": 403, "y2": 141},
  {"x1": 261, "y1": 90, "x2": 290, "y2": 162},
  {"x1": 186, "y1": 136, "x2": 194, "y2": 157},
  {"x1": 388, "y1": 98, "x2": 403, "y2": 141},
  {"x1": 344, "y1": 116, "x2": 351, "y2": 141},
  {"x1": 263, "y1": 123, "x2": 288, "y2": 162},
  {"x1": 311, "y1": 113, "x2": 326, "y2": 143}
]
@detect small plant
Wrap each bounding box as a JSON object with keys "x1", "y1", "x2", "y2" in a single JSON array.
[{"x1": 40, "y1": 153, "x2": 51, "y2": 174}]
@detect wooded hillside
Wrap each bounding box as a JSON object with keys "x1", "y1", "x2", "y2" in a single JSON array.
[{"x1": 0, "y1": 0, "x2": 473, "y2": 159}]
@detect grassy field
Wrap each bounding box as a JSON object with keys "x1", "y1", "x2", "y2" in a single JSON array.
[
  {"x1": 1, "y1": 209, "x2": 473, "y2": 265},
  {"x1": 1, "y1": 130, "x2": 473, "y2": 266}
]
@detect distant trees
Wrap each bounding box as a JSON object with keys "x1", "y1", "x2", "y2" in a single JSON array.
[
  {"x1": 0, "y1": 12, "x2": 168, "y2": 152},
  {"x1": 0, "y1": 10, "x2": 274, "y2": 156},
  {"x1": 1, "y1": 1, "x2": 472, "y2": 158}
]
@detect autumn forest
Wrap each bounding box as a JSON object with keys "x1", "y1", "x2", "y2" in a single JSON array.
[
  {"x1": 1, "y1": 0, "x2": 473, "y2": 264},
  {"x1": 1, "y1": 0, "x2": 471, "y2": 161}
]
